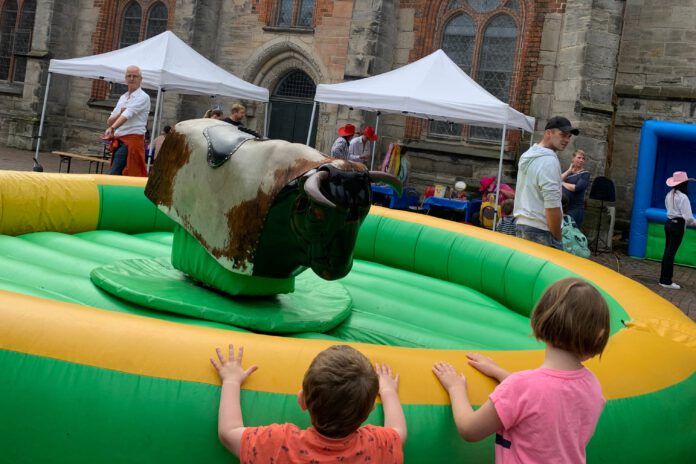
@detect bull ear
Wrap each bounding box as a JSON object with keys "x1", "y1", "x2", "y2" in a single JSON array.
[
  {"x1": 304, "y1": 170, "x2": 335, "y2": 208},
  {"x1": 369, "y1": 171, "x2": 403, "y2": 196}
]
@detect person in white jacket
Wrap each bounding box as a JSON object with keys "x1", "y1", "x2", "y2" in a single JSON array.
[{"x1": 514, "y1": 116, "x2": 579, "y2": 249}]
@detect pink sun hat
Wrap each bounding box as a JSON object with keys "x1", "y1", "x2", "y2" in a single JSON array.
[{"x1": 666, "y1": 171, "x2": 695, "y2": 187}]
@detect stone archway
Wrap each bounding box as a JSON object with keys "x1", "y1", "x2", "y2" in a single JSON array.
[
  {"x1": 242, "y1": 39, "x2": 327, "y2": 144},
  {"x1": 267, "y1": 69, "x2": 317, "y2": 144}
]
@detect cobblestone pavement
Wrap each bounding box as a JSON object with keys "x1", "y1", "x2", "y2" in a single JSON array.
[{"x1": 1, "y1": 145, "x2": 694, "y2": 323}]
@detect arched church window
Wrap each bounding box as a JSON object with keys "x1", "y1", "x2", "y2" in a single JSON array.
[
  {"x1": 274, "y1": 0, "x2": 315, "y2": 29},
  {"x1": 111, "y1": 1, "x2": 171, "y2": 97},
  {"x1": 145, "y1": 2, "x2": 168, "y2": 38},
  {"x1": 431, "y1": 0, "x2": 521, "y2": 142},
  {"x1": 118, "y1": 2, "x2": 142, "y2": 48},
  {"x1": 0, "y1": 0, "x2": 36, "y2": 83}
]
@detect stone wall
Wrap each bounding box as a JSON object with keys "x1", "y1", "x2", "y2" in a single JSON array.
[{"x1": 612, "y1": 0, "x2": 696, "y2": 230}]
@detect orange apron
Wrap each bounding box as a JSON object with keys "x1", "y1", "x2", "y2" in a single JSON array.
[{"x1": 110, "y1": 134, "x2": 147, "y2": 177}]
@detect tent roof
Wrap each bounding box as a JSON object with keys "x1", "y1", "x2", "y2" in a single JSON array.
[
  {"x1": 315, "y1": 49, "x2": 533, "y2": 131},
  {"x1": 49, "y1": 31, "x2": 269, "y2": 102}
]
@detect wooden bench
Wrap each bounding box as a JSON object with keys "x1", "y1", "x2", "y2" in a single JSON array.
[{"x1": 50, "y1": 151, "x2": 110, "y2": 174}]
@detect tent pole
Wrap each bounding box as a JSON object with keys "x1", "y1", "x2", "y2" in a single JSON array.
[
  {"x1": 263, "y1": 102, "x2": 270, "y2": 137},
  {"x1": 370, "y1": 112, "x2": 381, "y2": 170},
  {"x1": 33, "y1": 72, "x2": 52, "y2": 171},
  {"x1": 147, "y1": 87, "x2": 162, "y2": 173},
  {"x1": 492, "y1": 124, "x2": 508, "y2": 230},
  {"x1": 306, "y1": 101, "x2": 318, "y2": 146}
]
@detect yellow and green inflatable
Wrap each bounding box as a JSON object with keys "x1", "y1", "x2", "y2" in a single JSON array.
[{"x1": 0, "y1": 171, "x2": 694, "y2": 462}]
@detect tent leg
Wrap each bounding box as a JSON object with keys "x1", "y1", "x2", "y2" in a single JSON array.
[
  {"x1": 263, "y1": 102, "x2": 270, "y2": 137},
  {"x1": 33, "y1": 72, "x2": 52, "y2": 171},
  {"x1": 306, "y1": 101, "x2": 318, "y2": 146},
  {"x1": 147, "y1": 87, "x2": 162, "y2": 173},
  {"x1": 370, "y1": 112, "x2": 381, "y2": 170},
  {"x1": 492, "y1": 124, "x2": 508, "y2": 230}
]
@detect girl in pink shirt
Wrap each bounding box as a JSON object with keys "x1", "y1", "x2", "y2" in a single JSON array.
[{"x1": 433, "y1": 278, "x2": 610, "y2": 464}]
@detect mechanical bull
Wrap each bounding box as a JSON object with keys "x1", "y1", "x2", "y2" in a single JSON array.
[{"x1": 145, "y1": 119, "x2": 400, "y2": 296}]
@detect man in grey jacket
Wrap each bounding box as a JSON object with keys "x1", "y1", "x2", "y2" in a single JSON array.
[{"x1": 514, "y1": 116, "x2": 579, "y2": 249}]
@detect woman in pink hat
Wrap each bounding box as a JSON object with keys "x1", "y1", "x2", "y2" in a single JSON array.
[
  {"x1": 330, "y1": 123, "x2": 356, "y2": 161},
  {"x1": 659, "y1": 171, "x2": 695, "y2": 289}
]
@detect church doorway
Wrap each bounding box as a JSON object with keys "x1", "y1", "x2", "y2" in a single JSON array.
[{"x1": 268, "y1": 70, "x2": 317, "y2": 145}]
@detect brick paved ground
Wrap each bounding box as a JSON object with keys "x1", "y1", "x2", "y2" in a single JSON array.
[{"x1": 1, "y1": 145, "x2": 694, "y2": 323}]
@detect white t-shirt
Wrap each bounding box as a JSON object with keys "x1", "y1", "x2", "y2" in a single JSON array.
[
  {"x1": 110, "y1": 87, "x2": 151, "y2": 136},
  {"x1": 348, "y1": 136, "x2": 369, "y2": 162},
  {"x1": 665, "y1": 190, "x2": 695, "y2": 226}
]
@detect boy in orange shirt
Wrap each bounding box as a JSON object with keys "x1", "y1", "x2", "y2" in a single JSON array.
[{"x1": 211, "y1": 344, "x2": 407, "y2": 463}]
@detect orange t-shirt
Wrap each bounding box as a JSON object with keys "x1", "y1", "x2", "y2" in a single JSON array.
[{"x1": 240, "y1": 423, "x2": 403, "y2": 463}]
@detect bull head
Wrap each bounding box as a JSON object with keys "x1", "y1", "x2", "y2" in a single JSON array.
[{"x1": 252, "y1": 164, "x2": 401, "y2": 280}]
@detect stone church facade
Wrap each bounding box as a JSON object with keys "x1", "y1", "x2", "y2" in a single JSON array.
[{"x1": 0, "y1": 0, "x2": 694, "y2": 233}]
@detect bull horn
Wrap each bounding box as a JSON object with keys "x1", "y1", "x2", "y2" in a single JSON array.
[
  {"x1": 304, "y1": 170, "x2": 335, "y2": 208},
  {"x1": 369, "y1": 171, "x2": 403, "y2": 196}
]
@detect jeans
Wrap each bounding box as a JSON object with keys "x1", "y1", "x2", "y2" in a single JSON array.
[
  {"x1": 110, "y1": 141, "x2": 128, "y2": 175},
  {"x1": 659, "y1": 218, "x2": 685, "y2": 285},
  {"x1": 516, "y1": 224, "x2": 564, "y2": 250}
]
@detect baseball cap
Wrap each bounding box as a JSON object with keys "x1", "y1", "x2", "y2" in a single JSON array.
[{"x1": 544, "y1": 116, "x2": 579, "y2": 135}]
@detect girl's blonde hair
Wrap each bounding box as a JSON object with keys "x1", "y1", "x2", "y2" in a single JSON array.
[{"x1": 531, "y1": 278, "x2": 610, "y2": 358}]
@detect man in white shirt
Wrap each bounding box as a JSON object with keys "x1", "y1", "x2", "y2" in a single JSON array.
[
  {"x1": 514, "y1": 116, "x2": 579, "y2": 249},
  {"x1": 103, "y1": 65, "x2": 151, "y2": 176},
  {"x1": 348, "y1": 125, "x2": 378, "y2": 166}
]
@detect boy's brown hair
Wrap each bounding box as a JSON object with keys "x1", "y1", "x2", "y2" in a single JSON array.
[
  {"x1": 302, "y1": 345, "x2": 378, "y2": 438},
  {"x1": 501, "y1": 198, "x2": 514, "y2": 216},
  {"x1": 531, "y1": 278, "x2": 610, "y2": 358}
]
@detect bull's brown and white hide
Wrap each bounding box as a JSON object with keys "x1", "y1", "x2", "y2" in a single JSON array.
[{"x1": 145, "y1": 119, "x2": 342, "y2": 275}]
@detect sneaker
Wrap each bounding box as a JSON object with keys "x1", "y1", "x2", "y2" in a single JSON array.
[{"x1": 659, "y1": 282, "x2": 681, "y2": 289}]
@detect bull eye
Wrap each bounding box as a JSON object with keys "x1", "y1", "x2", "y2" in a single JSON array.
[{"x1": 311, "y1": 206, "x2": 325, "y2": 221}]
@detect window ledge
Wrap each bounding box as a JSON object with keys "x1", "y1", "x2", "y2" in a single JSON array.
[
  {"x1": 88, "y1": 99, "x2": 119, "y2": 110},
  {"x1": 262, "y1": 25, "x2": 314, "y2": 34},
  {"x1": 0, "y1": 82, "x2": 24, "y2": 96},
  {"x1": 403, "y1": 139, "x2": 512, "y2": 160}
]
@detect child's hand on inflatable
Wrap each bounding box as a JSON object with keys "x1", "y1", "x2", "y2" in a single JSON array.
[
  {"x1": 432, "y1": 362, "x2": 467, "y2": 393},
  {"x1": 375, "y1": 363, "x2": 400, "y2": 396},
  {"x1": 211, "y1": 344, "x2": 258, "y2": 385},
  {"x1": 466, "y1": 353, "x2": 509, "y2": 382}
]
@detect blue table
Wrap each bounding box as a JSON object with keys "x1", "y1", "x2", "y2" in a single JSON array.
[
  {"x1": 421, "y1": 196, "x2": 471, "y2": 222},
  {"x1": 371, "y1": 185, "x2": 419, "y2": 210}
]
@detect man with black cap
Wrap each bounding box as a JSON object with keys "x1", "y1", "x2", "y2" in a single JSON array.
[{"x1": 513, "y1": 116, "x2": 580, "y2": 249}]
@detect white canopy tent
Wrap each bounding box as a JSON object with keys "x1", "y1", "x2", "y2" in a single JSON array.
[
  {"x1": 309, "y1": 49, "x2": 535, "y2": 224},
  {"x1": 34, "y1": 31, "x2": 269, "y2": 168}
]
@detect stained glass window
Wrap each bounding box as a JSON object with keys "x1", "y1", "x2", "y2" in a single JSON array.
[
  {"x1": 276, "y1": 0, "x2": 293, "y2": 26},
  {"x1": 430, "y1": 5, "x2": 521, "y2": 142},
  {"x1": 0, "y1": 0, "x2": 36, "y2": 83},
  {"x1": 468, "y1": 0, "x2": 501, "y2": 13},
  {"x1": 297, "y1": 0, "x2": 315, "y2": 28},
  {"x1": 275, "y1": 0, "x2": 314, "y2": 28},
  {"x1": 118, "y1": 3, "x2": 142, "y2": 49},
  {"x1": 0, "y1": 0, "x2": 18, "y2": 81},
  {"x1": 145, "y1": 2, "x2": 168, "y2": 39}
]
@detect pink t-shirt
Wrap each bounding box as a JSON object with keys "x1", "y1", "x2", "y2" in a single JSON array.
[
  {"x1": 489, "y1": 367, "x2": 605, "y2": 464},
  {"x1": 240, "y1": 423, "x2": 403, "y2": 463}
]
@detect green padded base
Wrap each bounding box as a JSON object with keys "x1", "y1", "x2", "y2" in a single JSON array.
[
  {"x1": 646, "y1": 221, "x2": 696, "y2": 267},
  {"x1": 171, "y1": 225, "x2": 296, "y2": 296},
  {"x1": 90, "y1": 257, "x2": 353, "y2": 333}
]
